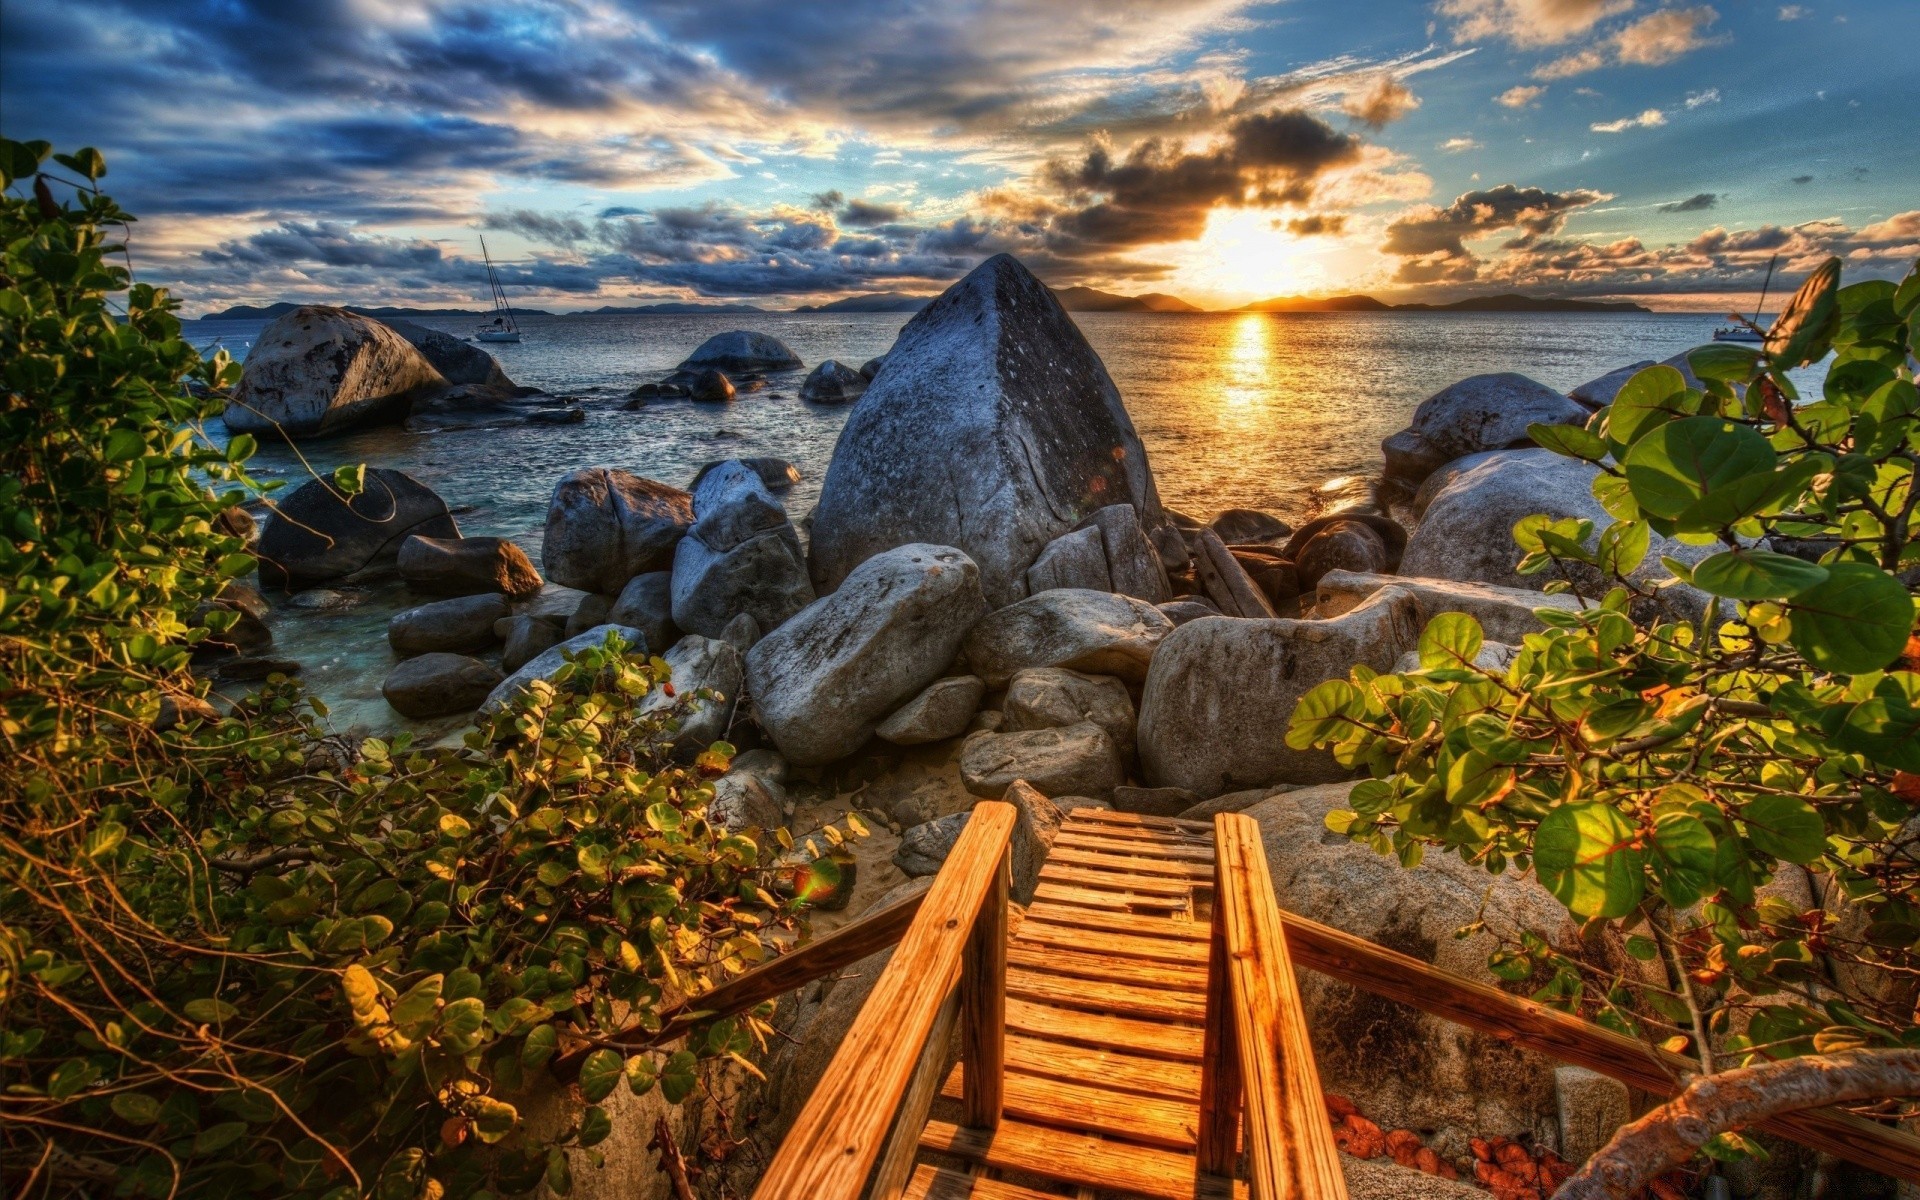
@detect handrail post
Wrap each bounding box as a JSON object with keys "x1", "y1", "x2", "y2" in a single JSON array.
[
  {"x1": 1196, "y1": 859, "x2": 1243, "y2": 1178},
  {"x1": 960, "y1": 841, "x2": 1009, "y2": 1129}
]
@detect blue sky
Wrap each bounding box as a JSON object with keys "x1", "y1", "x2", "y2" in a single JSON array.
[{"x1": 3, "y1": 0, "x2": 1915, "y2": 311}]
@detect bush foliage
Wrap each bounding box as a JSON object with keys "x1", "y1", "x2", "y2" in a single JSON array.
[
  {"x1": 0, "y1": 140, "x2": 842, "y2": 1197},
  {"x1": 1291, "y1": 255, "x2": 1920, "y2": 1149}
]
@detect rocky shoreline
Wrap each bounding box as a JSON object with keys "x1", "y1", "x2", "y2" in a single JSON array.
[{"x1": 199, "y1": 253, "x2": 1803, "y2": 1197}]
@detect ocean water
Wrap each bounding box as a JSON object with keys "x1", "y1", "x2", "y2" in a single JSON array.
[{"x1": 188, "y1": 308, "x2": 1750, "y2": 733}]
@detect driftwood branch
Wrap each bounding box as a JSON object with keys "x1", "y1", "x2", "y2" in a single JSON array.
[
  {"x1": 649, "y1": 1116, "x2": 698, "y2": 1200},
  {"x1": 1554, "y1": 1048, "x2": 1920, "y2": 1200}
]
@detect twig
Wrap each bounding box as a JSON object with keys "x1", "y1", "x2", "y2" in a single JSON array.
[{"x1": 649, "y1": 1116, "x2": 699, "y2": 1200}]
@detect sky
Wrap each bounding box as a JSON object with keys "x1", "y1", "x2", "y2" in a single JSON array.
[{"x1": 3, "y1": 0, "x2": 1916, "y2": 313}]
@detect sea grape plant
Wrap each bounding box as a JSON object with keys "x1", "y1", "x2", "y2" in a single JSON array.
[
  {"x1": 1289, "y1": 255, "x2": 1920, "y2": 1143},
  {"x1": 0, "y1": 139, "x2": 856, "y2": 1198}
]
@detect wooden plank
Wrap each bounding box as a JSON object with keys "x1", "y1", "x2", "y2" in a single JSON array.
[
  {"x1": 1196, "y1": 869, "x2": 1240, "y2": 1179},
  {"x1": 1212, "y1": 814, "x2": 1348, "y2": 1199},
  {"x1": 1007, "y1": 942, "x2": 1208, "y2": 993},
  {"x1": 941, "y1": 1062, "x2": 1201, "y2": 1150},
  {"x1": 1031, "y1": 882, "x2": 1189, "y2": 913},
  {"x1": 904, "y1": 1164, "x2": 1061, "y2": 1200},
  {"x1": 552, "y1": 885, "x2": 923, "y2": 1080},
  {"x1": 1036, "y1": 864, "x2": 1194, "y2": 898},
  {"x1": 1023, "y1": 902, "x2": 1209, "y2": 942},
  {"x1": 919, "y1": 1118, "x2": 1246, "y2": 1200},
  {"x1": 1054, "y1": 830, "x2": 1216, "y2": 861},
  {"x1": 962, "y1": 844, "x2": 1009, "y2": 1131},
  {"x1": 1276, "y1": 906, "x2": 1920, "y2": 1183},
  {"x1": 870, "y1": 988, "x2": 960, "y2": 1200},
  {"x1": 1065, "y1": 809, "x2": 1213, "y2": 833},
  {"x1": 1007, "y1": 967, "x2": 1206, "y2": 1024},
  {"x1": 753, "y1": 802, "x2": 1017, "y2": 1200},
  {"x1": 1013, "y1": 920, "x2": 1212, "y2": 966},
  {"x1": 1004, "y1": 997, "x2": 1203, "y2": 1062},
  {"x1": 1048, "y1": 845, "x2": 1214, "y2": 881},
  {"x1": 1004, "y1": 1033, "x2": 1205, "y2": 1100}
]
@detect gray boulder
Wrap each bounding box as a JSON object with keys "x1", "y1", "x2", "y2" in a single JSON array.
[
  {"x1": 746, "y1": 544, "x2": 988, "y2": 766},
  {"x1": 1112, "y1": 785, "x2": 1202, "y2": 817},
  {"x1": 1137, "y1": 589, "x2": 1423, "y2": 796},
  {"x1": 382, "y1": 653, "x2": 502, "y2": 718},
  {"x1": 565, "y1": 593, "x2": 613, "y2": 638},
  {"x1": 692, "y1": 456, "x2": 801, "y2": 493},
  {"x1": 720, "y1": 612, "x2": 760, "y2": 652},
  {"x1": 541, "y1": 468, "x2": 694, "y2": 594},
  {"x1": 808, "y1": 254, "x2": 1174, "y2": 609},
  {"x1": 874, "y1": 675, "x2": 985, "y2": 745},
  {"x1": 1209, "y1": 508, "x2": 1292, "y2": 544},
  {"x1": 639, "y1": 634, "x2": 745, "y2": 754},
  {"x1": 1569, "y1": 360, "x2": 1655, "y2": 409},
  {"x1": 671, "y1": 460, "x2": 814, "y2": 638},
  {"x1": 799, "y1": 359, "x2": 868, "y2": 404},
  {"x1": 894, "y1": 812, "x2": 970, "y2": 877},
  {"x1": 1380, "y1": 372, "x2": 1589, "y2": 483},
  {"x1": 1003, "y1": 667, "x2": 1136, "y2": 759},
  {"x1": 1401, "y1": 449, "x2": 1715, "y2": 615},
  {"x1": 1291, "y1": 518, "x2": 1391, "y2": 591},
  {"x1": 481, "y1": 624, "x2": 646, "y2": 714},
  {"x1": 388, "y1": 593, "x2": 510, "y2": 656},
  {"x1": 225, "y1": 306, "x2": 445, "y2": 436},
  {"x1": 894, "y1": 785, "x2": 1064, "y2": 903},
  {"x1": 679, "y1": 330, "x2": 802, "y2": 373},
  {"x1": 384, "y1": 318, "x2": 513, "y2": 388},
  {"x1": 1157, "y1": 599, "x2": 1218, "y2": 626},
  {"x1": 1078, "y1": 504, "x2": 1173, "y2": 603},
  {"x1": 959, "y1": 721, "x2": 1123, "y2": 800},
  {"x1": 496, "y1": 615, "x2": 563, "y2": 672},
  {"x1": 858, "y1": 356, "x2": 886, "y2": 381},
  {"x1": 257, "y1": 468, "x2": 457, "y2": 589},
  {"x1": 709, "y1": 770, "x2": 786, "y2": 833},
  {"x1": 607, "y1": 571, "x2": 677, "y2": 655},
  {"x1": 1025, "y1": 526, "x2": 1112, "y2": 594},
  {"x1": 1310, "y1": 569, "x2": 1581, "y2": 646},
  {"x1": 397, "y1": 534, "x2": 542, "y2": 598},
  {"x1": 963, "y1": 588, "x2": 1173, "y2": 687}
]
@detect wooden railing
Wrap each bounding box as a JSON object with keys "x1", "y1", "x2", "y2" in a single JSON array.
[
  {"x1": 752, "y1": 799, "x2": 1016, "y2": 1200},
  {"x1": 1199, "y1": 813, "x2": 1349, "y2": 1199}
]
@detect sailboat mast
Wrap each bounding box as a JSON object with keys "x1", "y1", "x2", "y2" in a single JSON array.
[
  {"x1": 480, "y1": 236, "x2": 518, "y2": 331},
  {"x1": 1752, "y1": 254, "x2": 1778, "y2": 326}
]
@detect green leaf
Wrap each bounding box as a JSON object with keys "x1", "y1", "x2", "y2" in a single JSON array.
[
  {"x1": 625, "y1": 1055, "x2": 659, "y2": 1096},
  {"x1": 331, "y1": 463, "x2": 366, "y2": 496},
  {"x1": 1596, "y1": 520, "x2": 1649, "y2": 578},
  {"x1": 1687, "y1": 343, "x2": 1763, "y2": 384},
  {"x1": 1419, "y1": 613, "x2": 1484, "y2": 670},
  {"x1": 577, "y1": 1048, "x2": 623, "y2": 1103},
  {"x1": 1742, "y1": 794, "x2": 1827, "y2": 865},
  {"x1": 1650, "y1": 813, "x2": 1717, "y2": 908},
  {"x1": 1445, "y1": 750, "x2": 1512, "y2": 809},
  {"x1": 1533, "y1": 803, "x2": 1647, "y2": 919},
  {"x1": 104, "y1": 428, "x2": 146, "y2": 462},
  {"x1": 1623, "y1": 417, "x2": 1777, "y2": 520},
  {"x1": 578, "y1": 1105, "x2": 613, "y2": 1148},
  {"x1": 193, "y1": 1121, "x2": 249, "y2": 1156},
  {"x1": 183, "y1": 997, "x2": 238, "y2": 1024},
  {"x1": 520, "y1": 1024, "x2": 559, "y2": 1071},
  {"x1": 1690, "y1": 550, "x2": 1829, "y2": 600},
  {"x1": 1286, "y1": 679, "x2": 1360, "y2": 749},
  {"x1": 1766, "y1": 257, "x2": 1841, "y2": 368},
  {"x1": 660, "y1": 1049, "x2": 699, "y2": 1104},
  {"x1": 1787, "y1": 563, "x2": 1915, "y2": 674},
  {"x1": 1608, "y1": 365, "x2": 1692, "y2": 447},
  {"x1": 111, "y1": 1092, "x2": 162, "y2": 1125},
  {"x1": 1530, "y1": 422, "x2": 1608, "y2": 461}
]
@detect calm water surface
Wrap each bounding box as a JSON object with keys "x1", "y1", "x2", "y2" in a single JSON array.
[{"x1": 189, "y1": 308, "x2": 1745, "y2": 733}]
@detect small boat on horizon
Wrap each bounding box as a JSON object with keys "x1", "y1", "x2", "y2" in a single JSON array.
[
  {"x1": 1712, "y1": 254, "x2": 1776, "y2": 343},
  {"x1": 475, "y1": 236, "x2": 522, "y2": 343}
]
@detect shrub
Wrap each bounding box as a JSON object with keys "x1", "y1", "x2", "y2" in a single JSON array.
[{"x1": 1290, "y1": 255, "x2": 1920, "y2": 1153}]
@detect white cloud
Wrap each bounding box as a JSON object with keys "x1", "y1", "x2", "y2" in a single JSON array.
[
  {"x1": 1440, "y1": 136, "x2": 1483, "y2": 151},
  {"x1": 1341, "y1": 74, "x2": 1422, "y2": 127},
  {"x1": 1591, "y1": 108, "x2": 1667, "y2": 132},
  {"x1": 1778, "y1": 5, "x2": 1810, "y2": 18},
  {"x1": 1616, "y1": 6, "x2": 1722, "y2": 65},
  {"x1": 1496, "y1": 84, "x2": 1547, "y2": 108},
  {"x1": 1533, "y1": 47, "x2": 1608, "y2": 78},
  {"x1": 1685, "y1": 88, "x2": 1721, "y2": 108},
  {"x1": 1438, "y1": 0, "x2": 1634, "y2": 47}
]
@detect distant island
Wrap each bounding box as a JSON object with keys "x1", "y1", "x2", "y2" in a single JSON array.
[
  {"x1": 1238, "y1": 292, "x2": 1651, "y2": 314},
  {"x1": 579, "y1": 302, "x2": 767, "y2": 315},
  {"x1": 194, "y1": 301, "x2": 557, "y2": 321},
  {"x1": 793, "y1": 292, "x2": 931, "y2": 313},
  {"x1": 795, "y1": 285, "x2": 1204, "y2": 314}
]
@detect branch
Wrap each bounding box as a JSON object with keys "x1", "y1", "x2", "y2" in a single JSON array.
[
  {"x1": 207, "y1": 847, "x2": 312, "y2": 875},
  {"x1": 649, "y1": 1116, "x2": 698, "y2": 1200},
  {"x1": 1553, "y1": 1049, "x2": 1920, "y2": 1200}
]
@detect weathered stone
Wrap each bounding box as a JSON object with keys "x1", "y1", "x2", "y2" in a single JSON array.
[
  {"x1": 1292, "y1": 519, "x2": 1391, "y2": 591},
  {"x1": 382, "y1": 653, "x2": 502, "y2": 718},
  {"x1": 606, "y1": 572, "x2": 677, "y2": 655},
  {"x1": 678, "y1": 330, "x2": 802, "y2": 373},
  {"x1": 1555, "y1": 1065, "x2": 1631, "y2": 1165},
  {"x1": 1192, "y1": 527, "x2": 1276, "y2": 618},
  {"x1": 1138, "y1": 589, "x2": 1423, "y2": 795},
  {"x1": 566, "y1": 593, "x2": 613, "y2": 638},
  {"x1": 809, "y1": 254, "x2": 1173, "y2": 608},
  {"x1": 959, "y1": 722, "x2": 1122, "y2": 800},
  {"x1": 747, "y1": 545, "x2": 988, "y2": 766},
  {"x1": 799, "y1": 359, "x2": 868, "y2": 404},
  {"x1": 1002, "y1": 667, "x2": 1136, "y2": 759},
  {"x1": 497, "y1": 615, "x2": 564, "y2": 672},
  {"x1": 226, "y1": 306, "x2": 445, "y2": 436},
  {"x1": 1381, "y1": 372, "x2": 1588, "y2": 483},
  {"x1": 1392, "y1": 642, "x2": 1516, "y2": 674},
  {"x1": 1177, "y1": 785, "x2": 1297, "y2": 822},
  {"x1": 892, "y1": 784, "x2": 1063, "y2": 903},
  {"x1": 687, "y1": 368, "x2": 735, "y2": 403},
  {"x1": 482, "y1": 624, "x2": 646, "y2": 714},
  {"x1": 963, "y1": 588, "x2": 1173, "y2": 687},
  {"x1": 691, "y1": 456, "x2": 801, "y2": 493},
  {"x1": 1112, "y1": 785, "x2": 1200, "y2": 817},
  {"x1": 1157, "y1": 598, "x2": 1219, "y2": 625},
  {"x1": 709, "y1": 770, "x2": 786, "y2": 833},
  {"x1": 731, "y1": 748, "x2": 789, "y2": 786},
  {"x1": 893, "y1": 812, "x2": 969, "y2": 877},
  {"x1": 385, "y1": 318, "x2": 513, "y2": 388},
  {"x1": 1282, "y1": 513, "x2": 1407, "y2": 573},
  {"x1": 671, "y1": 524, "x2": 813, "y2": 638},
  {"x1": 1310, "y1": 569, "x2": 1580, "y2": 645},
  {"x1": 1025, "y1": 526, "x2": 1112, "y2": 594},
  {"x1": 1076, "y1": 504, "x2": 1173, "y2": 603},
  {"x1": 541, "y1": 468, "x2": 693, "y2": 594},
  {"x1": 389, "y1": 593, "x2": 509, "y2": 656},
  {"x1": 859, "y1": 356, "x2": 886, "y2": 381},
  {"x1": 257, "y1": 468, "x2": 457, "y2": 588},
  {"x1": 720, "y1": 612, "x2": 759, "y2": 652},
  {"x1": 398, "y1": 534, "x2": 542, "y2": 598},
  {"x1": 638, "y1": 635, "x2": 745, "y2": 754},
  {"x1": 874, "y1": 675, "x2": 986, "y2": 745},
  {"x1": 1210, "y1": 508, "x2": 1292, "y2": 544},
  {"x1": 526, "y1": 404, "x2": 584, "y2": 424},
  {"x1": 1568, "y1": 360, "x2": 1655, "y2": 409}
]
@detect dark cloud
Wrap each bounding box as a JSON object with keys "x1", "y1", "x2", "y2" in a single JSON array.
[
  {"x1": 1340, "y1": 76, "x2": 1420, "y2": 129},
  {"x1": 1791, "y1": 175, "x2": 1814, "y2": 184},
  {"x1": 1382, "y1": 184, "x2": 1607, "y2": 281},
  {"x1": 1286, "y1": 214, "x2": 1347, "y2": 236},
  {"x1": 1658, "y1": 192, "x2": 1719, "y2": 213},
  {"x1": 841, "y1": 199, "x2": 908, "y2": 227}
]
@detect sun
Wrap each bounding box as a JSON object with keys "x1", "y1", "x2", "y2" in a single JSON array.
[{"x1": 1162, "y1": 207, "x2": 1355, "y2": 306}]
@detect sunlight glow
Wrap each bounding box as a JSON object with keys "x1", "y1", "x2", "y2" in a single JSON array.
[{"x1": 1166, "y1": 208, "x2": 1339, "y2": 307}]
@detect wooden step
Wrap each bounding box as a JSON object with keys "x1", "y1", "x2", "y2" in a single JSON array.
[
  {"x1": 1048, "y1": 846, "x2": 1214, "y2": 881},
  {"x1": 904, "y1": 1163, "x2": 1062, "y2": 1200},
  {"x1": 1036, "y1": 864, "x2": 1194, "y2": 898},
  {"x1": 941, "y1": 1062, "x2": 1201, "y2": 1149},
  {"x1": 1005, "y1": 997, "x2": 1205, "y2": 1060},
  {"x1": 1054, "y1": 830, "x2": 1217, "y2": 861},
  {"x1": 1007, "y1": 943, "x2": 1208, "y2": 993},
  {"x1": 1023, "y1": 902, "x2": 1209, "y2": 942},
  {"x1": 1031, "y1": 882, "x2": 1189, "y2": 913},
  {"x1": 1014, "y1": 919, "x2": 1212, "y2": 966},
  {"x1": 1008, "y1": 966, "x2": 1206, "y2": 1023},
  {"x1": 1065, "y1": 810, "x2": 1214, "y2": 834},
  {"x1": 1004, "y1": 1033, "x2": 1205, "y2": 1100},
  {"x1": 919, "y1": 1118, "x2": 1245, "y2": 1200}
]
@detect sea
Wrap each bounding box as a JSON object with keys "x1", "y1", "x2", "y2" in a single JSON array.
[{"x1": 186, "y1": 308, "x2": 1763, "y2": 734}]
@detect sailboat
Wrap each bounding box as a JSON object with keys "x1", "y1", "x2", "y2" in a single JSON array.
[
  {"x1": 474, "y1": 236, "x2": 522, "y2": 343},
  {"x1": 1712, "y1": 254, "x2": 1776, "y2": 343}
]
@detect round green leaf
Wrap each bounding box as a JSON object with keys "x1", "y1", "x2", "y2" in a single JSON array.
[
  {"x1": 1650, "y1": 812, "x2": 1717, "y2": 908},
  {"x1": 1689, "y1": 549, "x2": 1830, "y2": 600},
  {"x1": 1787, "y1": 562, "x2": 1915, "y2": 674},
  {"x1": 577, "y1": 1048, "x2": 623, "y2": 1103},
  {"x1": 1532, "y1": 803, "x2": 1647, "y2": 919},
  {"x1": 1608, "y1": 365, "x2": 1692, "y2": 447},
  {"x1": 1686, "y1": 343, "x2": 1763, "y2": 384},
  {"x1": 1286, "y1": 679, "x2": 1360, "y2": 749},
  {"x1": 1419, "y1": 612, "x2": 1485, "y2": 670},
  {"x1": 1742, "y1": 794, "x2": 1827, "y2": 865},
  {"x1": 1623, "y1": 416, "x2": 1777, "y2": 520},
  {"x1": 1530, "y1": 422, "x2": 1608, "y2": 461}
]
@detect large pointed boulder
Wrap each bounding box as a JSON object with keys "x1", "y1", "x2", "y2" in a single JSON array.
[
  {"x1": 541, "y1": 468, "x2": 694, "y2": 595},
  {"x1": 808, "y1": 254, "x2": 1173, "y2": 608},
  {"x1": 225, "y1": 306, "x2": 446, "y2": 436}
]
